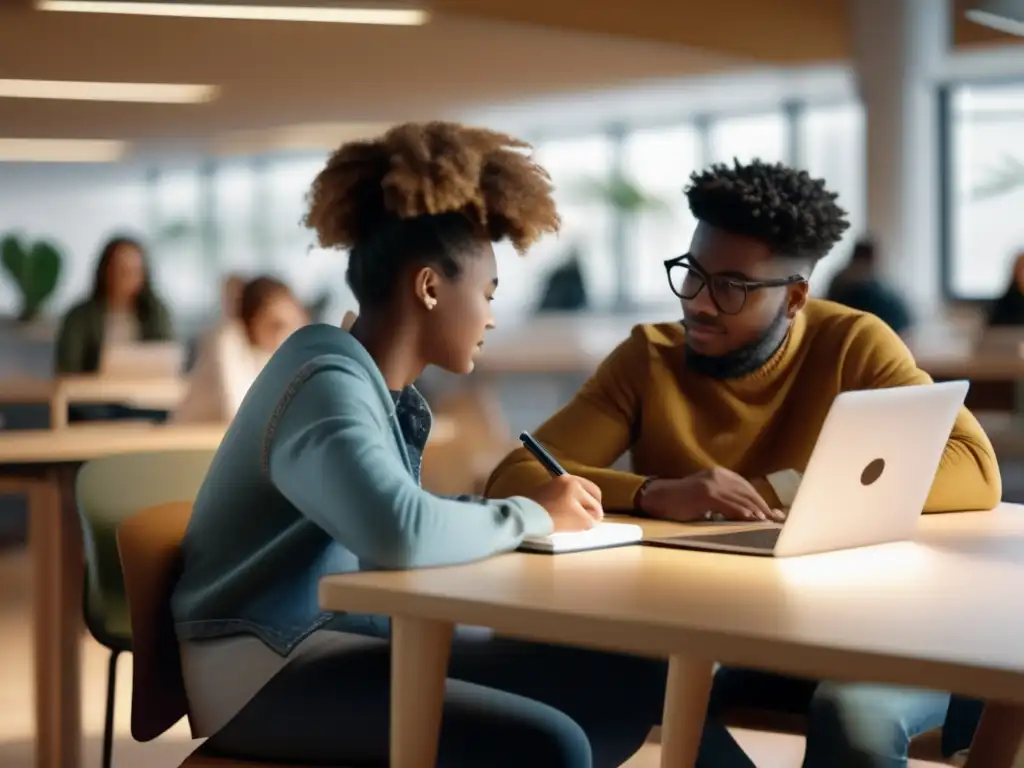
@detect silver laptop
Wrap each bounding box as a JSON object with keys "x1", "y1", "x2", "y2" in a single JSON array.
[
  {"x1": 645, "y1": 381, "x2": 969, "y2": 558},
  {"x1": 99, "y1": 342, "x2": 185, "y2": 378}
]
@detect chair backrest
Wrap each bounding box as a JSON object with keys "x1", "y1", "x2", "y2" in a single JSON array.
[
  {"x1": 76, "y1": 449, "x2": 215, "y2": 645},
  {"x1": 421, "y1": 387, "x2": 513, "y2": 496},
  {"x1": 117, "y1": 500, "x2": 193, "y2": 742}
]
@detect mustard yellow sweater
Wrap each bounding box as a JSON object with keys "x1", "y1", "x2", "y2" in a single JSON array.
[{"x1": 486, "y1": 300, "x2": 1001, "y2": 513}]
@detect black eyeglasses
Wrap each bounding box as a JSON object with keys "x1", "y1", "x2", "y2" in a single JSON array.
[{"x1": 663, "y1": 254, "x2": 806, "y2": 316}]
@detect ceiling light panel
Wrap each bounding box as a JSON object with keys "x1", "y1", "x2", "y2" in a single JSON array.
[
  {"x1": 0, "y1": 139, "x2": 128, "y2": 163},
  {"x1": 0, "y1": 79, "x2": 218, "y2": 103},
  {"x1": 36, "y1": 1, "x2": 429, "y2": 25}
]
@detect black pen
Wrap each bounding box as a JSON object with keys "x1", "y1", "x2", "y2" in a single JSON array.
[{"x1": 519, "y1": 431, "x2": 567, "y2": 477}]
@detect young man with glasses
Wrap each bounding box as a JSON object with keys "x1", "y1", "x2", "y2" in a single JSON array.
[{"x1": 486, "y1": 159, "x2": 1000, "y2": 768}]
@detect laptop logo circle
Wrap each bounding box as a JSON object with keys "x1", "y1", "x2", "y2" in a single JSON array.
[{"x1": 860, "y1": 458, "x2": 885, "y2": 486}]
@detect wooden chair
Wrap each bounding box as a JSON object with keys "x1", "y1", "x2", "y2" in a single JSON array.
[
  {"x1": 117, "y1": 500, "x2": 309, "y2": 767},
  {"x1": 75, "y1": 449, "x2": 216, "y2": 768},
  {"x1": 422, "y1": 386, "x2": 515, "y2": 496}
]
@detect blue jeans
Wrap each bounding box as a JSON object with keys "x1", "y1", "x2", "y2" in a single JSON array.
[{"x1": 707, "y1": 668, "x2": 951, "y2": 768}]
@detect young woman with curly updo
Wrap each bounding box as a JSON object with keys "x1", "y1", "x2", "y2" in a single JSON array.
[{"x1": 170, "y1": 123, "x2": 727, "y2": 767}]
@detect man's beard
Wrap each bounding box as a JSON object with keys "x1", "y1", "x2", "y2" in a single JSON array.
[{"x1": 684, "y1": 304, "x2": 791, "y2": 380}]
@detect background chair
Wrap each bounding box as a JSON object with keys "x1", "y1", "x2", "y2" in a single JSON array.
[
  {"x1": 421, "y1": 386, "x2": 515, "y2": 497},
  {"x1": 76, "y1": 449, "x2": 215, "y2": 768}
]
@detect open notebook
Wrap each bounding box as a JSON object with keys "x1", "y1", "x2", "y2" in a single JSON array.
[{"x1": 519, "y1": 522, "x2": 644, "y2": 554}]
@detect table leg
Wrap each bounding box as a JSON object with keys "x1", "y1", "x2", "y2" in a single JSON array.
[
  {"x1": 49, "y1": 388, "x2": 68, "y2": 429},
  {"x1": 660, "y1": 655, "x2": 715, "y2": 768},
  {"x1": 30, "y1": 470, "x2": 83, "y2": 768},
  {"x1": 964, "y1": 703, "x2": 1024, "y2": 768},
  {"x1": 390, "y1": 616, "x2": 454, "y2": 768}
]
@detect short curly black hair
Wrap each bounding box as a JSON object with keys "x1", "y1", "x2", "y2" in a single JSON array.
[
  {"x1": 304, "y1": 121, "x2": 560, "y2": 308},
  {"x1": 685, "y1": 158, "x2": 849, "y2": 264}
]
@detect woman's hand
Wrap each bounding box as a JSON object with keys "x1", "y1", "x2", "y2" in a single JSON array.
[{"x1": 527, "y1": 475, "x2": 604, "y2": 532}]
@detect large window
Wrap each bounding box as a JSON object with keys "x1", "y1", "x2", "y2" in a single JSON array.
[
  {"x1": 212, "y1": 159, "x2": 257, "y2": 273},
  {"x1": 708, "y1": 111, "x2": 788, "y2": 166},
  {"x1": 0, "y1": 165, "x2": 148, "y2": 315},
  {"x1": 621, "y1": 125, "x2": 701, "y2": 306},
  {"x1": 527, "y1": 135, "x2": 617, "y2": 310},
  {"x1": 262, "y1": 154, "x2": 350, "y2": 316},
  {"x1": 145, "y1": 153, "x2": 354, "y2": 322},
  {"x1": 264, "y1": 154, "x2": 325, "y2": 261},
  {"x1": 798, "y1": 103, "x2": 866, "y2": 295},
  {"x1": 151, "y1": 168, "x2": 210, "y2": 314},
  {"x1": 945, "y1": 81, "x2": 1024, "y2": 299}
]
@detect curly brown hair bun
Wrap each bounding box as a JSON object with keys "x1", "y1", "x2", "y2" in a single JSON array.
[{"x1": 304, "y1": 122, "x2": 560, "y2": 308}]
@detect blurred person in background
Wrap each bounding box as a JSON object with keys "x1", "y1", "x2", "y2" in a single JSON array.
[
  {"x1": 219, "y1": 272, "x2": 246, "y2": 322},
  {"x1": 175, "y1": 275, "x2": 307, "y2": 424},
  {"x1": 55, "y1": 235, "x2": 174, "y2": 374},
  {"x1": 986, "y1": 250, "x2": 1024, "y2": 327},
  {"x1": 55, "y1": 235, "x2": 175, "y2": 422},
  {"x1": 825, "y1": 238, "x2": 913, "y2": 335},
  {"x1": 184, "y1": 273, "x2": 247, "y2": 372},
  {"x1": 304, "y1": 288, "x2": 334, "y2": 323},
  {"x1": 537, "y1": 244, "x2": 589, "y2": 312}
]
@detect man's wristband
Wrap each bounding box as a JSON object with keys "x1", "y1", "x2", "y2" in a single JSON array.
[{"x1": 633, "y1": 477, "x2": 657, "y2": 512}]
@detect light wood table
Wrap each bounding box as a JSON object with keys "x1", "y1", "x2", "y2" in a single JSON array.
[
  {"x1": 0, "y1": 375, "x2": 188, "y2": 428},
  {"x1": 475, "y1": 316, "x2": 633, "y2": 375},
  {"x1": 320, "y1": 508, "x2": 1024, "y2": 768},
  {"x1": 915, "y1": 355, "x2": 1024, "y2": 384},
  {"x1": 0, "y1": 422, "x2": 226, "y2": 768}
]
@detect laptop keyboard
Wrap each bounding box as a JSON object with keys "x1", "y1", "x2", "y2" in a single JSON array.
[{"x1": 666, "y1": 526, "x2": 783, "y2": 550}]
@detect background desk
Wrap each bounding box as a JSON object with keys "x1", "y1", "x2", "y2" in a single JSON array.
[
  {"x1": 471, "y1": 317, "x2": 1024, "y2": 434},
  {"x1": 321, "y1": 508, "x2": 1024, "y2": 768},
  {"x1": 0, "y1": 423, "x2": 226, "y2": 768},
  {"x1": 0, "y1": 376, "x2": 188, "y2": 429}
]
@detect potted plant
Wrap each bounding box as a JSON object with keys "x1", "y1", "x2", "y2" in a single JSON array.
[
  {"x1": 569, "y1": 173, "x2": 671, "y2": 310},
  {"x1": 0, "y1": 233, "x2": 63, "y2": 323}
]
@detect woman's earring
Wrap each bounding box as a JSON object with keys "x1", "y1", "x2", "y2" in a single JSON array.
[{"x1": 425, "y1": 299, "x2": 437, "y2": 311}]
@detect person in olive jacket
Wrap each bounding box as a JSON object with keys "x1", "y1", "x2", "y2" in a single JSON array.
[{"x1": 55, "y1": 235, "x2": 174, "y2": 421}]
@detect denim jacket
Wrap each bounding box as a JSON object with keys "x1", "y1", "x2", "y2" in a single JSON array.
[{"x1": 171, "y1": 324, "x2": 551, "y2": 655}]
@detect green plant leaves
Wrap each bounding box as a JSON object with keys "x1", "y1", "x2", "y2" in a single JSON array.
[
  {"x1": 0, "y1": 234, "x2": 63, "y2": 322},
  {"x1": 969, "y1": 155, "x2": 1024, "y2": 202},
  {"x1": 569, "y1": 174, "x2": 671, "y2": 213}
]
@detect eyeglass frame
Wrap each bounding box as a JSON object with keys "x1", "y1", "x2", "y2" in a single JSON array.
[{"x1": 663, "y1": 254, "x2": 807, "y2": 316}]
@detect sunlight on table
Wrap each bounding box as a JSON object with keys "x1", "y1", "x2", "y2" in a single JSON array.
[{"x1": 775, "y1": 541, "x2": 936, "y2": 589}]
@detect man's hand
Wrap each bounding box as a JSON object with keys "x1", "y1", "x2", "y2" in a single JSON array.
[{"x1": 637, "y1": 468, "x2": 786, "y2": 523}]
